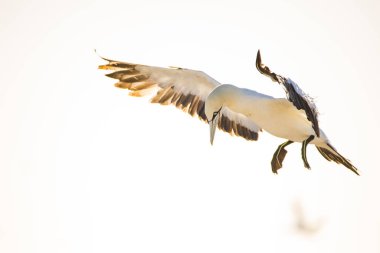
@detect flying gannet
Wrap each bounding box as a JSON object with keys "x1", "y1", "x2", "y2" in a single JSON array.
[{"x1": 98, "y1": 50, "x2": 359, "y2": 175}]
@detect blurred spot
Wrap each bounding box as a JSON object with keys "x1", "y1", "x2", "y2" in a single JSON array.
[{"x1": 292, "y1": 200, "x2": 324, "y2": 236}]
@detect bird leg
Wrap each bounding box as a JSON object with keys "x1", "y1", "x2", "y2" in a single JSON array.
[
  {"x1": 301, "y1": 135, "x2": 315, "y2": 169},
  {"x1": 271, "y1": 140, "x2": 294, "y2": 174}
]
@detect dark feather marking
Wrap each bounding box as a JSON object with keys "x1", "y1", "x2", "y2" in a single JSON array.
[
  {"x1": 113, "y1": 63, "x2": 136, "y2": 69},
  {"x1": 218, "y1": 115, "x2": 258, "y2": 140},
  {"x1": 225, "y1": 117, "x2": 232, "y2": 133},
  {"x1": 171, "y1": 92, "x2": 181, "y2": 103},
  {"x1": 241, "y1": 125, "x2": 248, "y2": 137},
  {"x1": 283, "y1": 81, "x2": 320, "y2": 136},
  {"x1": 175, "y1": 94, "x2": 193, "y2": 108},
  {"x1": 189, "y1": 96, "x2": 200, "y2": 116},
  {"x1": 218, "y1": 115, "x2": 225, "y2": 131},
  {"x1": 249, "y1": 130, "x2": 258, "y2": 140},
  {"x1": 151, "y1": 87, "x2": 170, "y2": 103},
  {"x1": 181, "y1": 94, "x2": 195, "y2": 108},
  {"x1": 221, "y1": 115, "x2": 232, "y2": 133},
  {"x1": 158, "y1": 87, "x2": 175, "y2": 104},
  {"x1": 316, "y1": 145, "x2": 359, "y2": 175},
  {"x1": 316, "y1": 147, "x2": 332, "y2": 161},
  {"x1": 197, "y1": 101, "x2": 207, "y2": 121},
  {"x1": 228, "y1": 123, "x2": 257, "y2": 141},
  {"x1": 242, "y1": 127, "x2": 249, "y2": 139},
  {"x1": 236, "y1": 124, "x2": 243, "y2": 137},
  {"x1": 175, "y1": 94, "x2": 186, "y2": 107},
  {"x1": 106, "y1": 70, "x2": 137, "y2": 79},
  {"x1": 231, "y1": 121, "x2": 238, "y2": 135}
]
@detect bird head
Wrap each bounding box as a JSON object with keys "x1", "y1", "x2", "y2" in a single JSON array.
[{"x1": 205, "y1": 100, "x2": 222, "y2": 145}]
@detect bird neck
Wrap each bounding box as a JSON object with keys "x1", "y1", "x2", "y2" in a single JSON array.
[
  {"x1": 215, "y1": 84, "x2": 270, "y2": 115},
  {"x1": 206, "y1": 84, "x2": 272, "y2": 121}
]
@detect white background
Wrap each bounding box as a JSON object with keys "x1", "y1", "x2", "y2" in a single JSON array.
[{"x1": 1, "y1": 0, "x2": 380, "y2": 252}]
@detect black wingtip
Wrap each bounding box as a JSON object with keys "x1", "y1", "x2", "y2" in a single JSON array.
[
  {"x1": 256, "y1": 49, "x2": 267, "y2": 76},
  {"x1": 256, "y1": 50, "x2": 262, "y2": 71}
]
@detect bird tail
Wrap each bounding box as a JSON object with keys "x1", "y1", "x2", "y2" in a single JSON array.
[{"x1": 316, "y1": 143, "x2": 359, "y2": 175}]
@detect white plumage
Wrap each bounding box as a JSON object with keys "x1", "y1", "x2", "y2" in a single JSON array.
[{"x1": 98, "y1": 50, "x2": 359, "y2": 175}]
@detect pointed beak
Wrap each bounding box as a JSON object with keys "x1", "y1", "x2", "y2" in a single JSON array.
[{"x1": 209, "y1": 115, "x2": 219, "y2": 145}]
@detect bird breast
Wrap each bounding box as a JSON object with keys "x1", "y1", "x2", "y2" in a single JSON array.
[{"x1": 244, "y1": 98, "x2": 315, "y2": 142}]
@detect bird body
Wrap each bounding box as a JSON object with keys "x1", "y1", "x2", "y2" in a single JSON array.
[
  {"x1": 98, "y1": 50, "x2": 359, "y2": 175},
  {"x1": 205, "y1": 84, "x2": 320, "y2": 143}
]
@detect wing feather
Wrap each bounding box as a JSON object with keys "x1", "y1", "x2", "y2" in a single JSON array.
[
  {"x1": 99, "y1": 57, "x2": 260, "y2": 141},
  {"x1": 255, "y1": 50, "x2": 320, "y2": 137},
  {"x1": 218, "y1": 107, "x2": 260, "y2": 141}
]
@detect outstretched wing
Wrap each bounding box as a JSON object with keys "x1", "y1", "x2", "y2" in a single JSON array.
[
  {"x1": 99, "y1": 57, "x2": 260, "y2": 141},
  {"x1": 255, "y1": 50, "x2": 320, "y2": 137}
]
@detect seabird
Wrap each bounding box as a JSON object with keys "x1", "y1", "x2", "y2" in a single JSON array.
[{"x1": 98, "y1": 50, "x2": 359, "y2": 175}]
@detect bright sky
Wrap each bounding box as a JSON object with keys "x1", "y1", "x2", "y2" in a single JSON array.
[{"x1": 1, "y1": 0, "x2": 380, "y2": 252}]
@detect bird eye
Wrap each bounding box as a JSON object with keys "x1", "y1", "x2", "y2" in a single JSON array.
[{"x1": 211, "y1": 107, "x2": 222, "y2": 121}]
